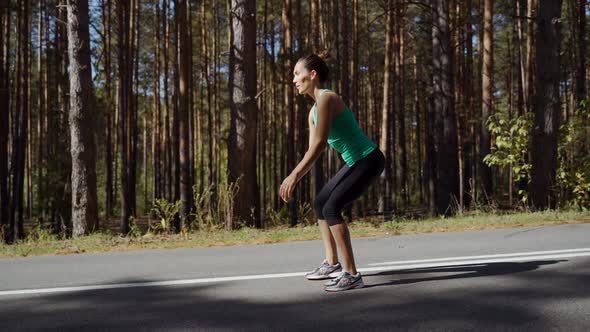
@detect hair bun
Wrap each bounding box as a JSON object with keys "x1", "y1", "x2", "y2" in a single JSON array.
[{"x1": 318, "y1": 49, "x2": 331, "y2": 60}]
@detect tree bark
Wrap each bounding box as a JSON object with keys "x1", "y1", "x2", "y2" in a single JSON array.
[
  {"x1": 163, "y1": 0, "x2": 172, "y2": 202},
  {"x1": 177, "y1": 0, "x2": 193, "y2": 229},
  {"x1": 480, "y1": 0, "x2": 494, "y2": 201},
  {"x1": 432, "y1": 0, "x2": 460, "y2": 215},
  {"x1": 117, "y1": 1, "x2": 132, "y2": 233},
  {"x1": 574, "y1": 0, "x2": 586, "y2": 108},
  {"x1": 0, "y1": 2, "x2": 10, "y2": 240},
  {"x1": 396, "y1": 0, "x2": 408, "y2": 208},
  {"x1": 67, "y1": 0, "x2": 99, "y2": 236},
  {"x1": 37, "y1": 0, "x2": 46, "y2": 221},
  {"x1": 282, "y1": 0, "x2": 297, "y2": 226},
  {"x1": 153, "y1": 0, "x2": 161, "y2": 202},
  {"x1": 102, "y1": 0, "x2": 114, "y2": 217},
  {"x1": 10, "y1": 0, "x2": 31, "y2": 241},
  {"x1": 530, "y1": 0, "x2": 562, "y2": 209},
  {"x1": 228, "y1": 0, "x2": 260, "y2": 228},
  {"x1": 526, "y1": 0, "x2": 537, "y2": 114},
  {"x1": 379, "y1": 0, "x2": 394, "y2": 215}
]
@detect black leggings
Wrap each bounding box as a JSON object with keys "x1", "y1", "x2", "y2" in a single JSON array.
[{"x1": 313, "y1": 148, "x2": 385, "y2": 226}]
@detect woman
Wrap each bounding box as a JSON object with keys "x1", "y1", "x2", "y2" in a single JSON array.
[{"x1": 280, "y1": 51, "x2": 385, "y2": 292}]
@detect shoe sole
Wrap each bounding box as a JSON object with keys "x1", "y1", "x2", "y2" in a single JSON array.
[
  {"x1": 324, "y1": 279, "x2": 365, "y2": 292},
  {"x1": 305, "y1": 270, "x2": 342, "y2": 280}
]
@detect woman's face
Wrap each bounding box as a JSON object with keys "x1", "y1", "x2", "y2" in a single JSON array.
[{"x1": 292, "y1": 62, "x2": 314, "y2": 95}]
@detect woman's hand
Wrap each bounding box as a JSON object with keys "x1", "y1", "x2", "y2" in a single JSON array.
[{"x1": 280, "y1": 173, "x2": 299, "y2": 203}]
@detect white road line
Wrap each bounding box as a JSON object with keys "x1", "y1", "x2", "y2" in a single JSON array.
[
  {"x1": 358, "y1": 251, "x2": 590, "y2": 273},
  {"x1": 1, "y1": 249, "x2": 589, "y2": 297},
  {"x1": 366, "y1": 248, "x2": 590, "y2": 266},
  {"x1": 0, "y1": 272, "x2": 307, "y2": 296}
]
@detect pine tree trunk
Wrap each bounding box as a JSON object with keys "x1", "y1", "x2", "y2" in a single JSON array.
[
  {"x1": 130, "y1": 0, "x2": 139, "y2": 217},
  {"x1": 261, "y1": 0, "x2": 269, "y2": 223},
  {"x1": 295, "y1": 0, "x2": 309, "y2": 208},
  {"x1": 454, "y1": 0, "x2": 465, "y2": 209},
  {"x1": 117, "y1": 1, "x2": 132, "y2": 233},
  {"x1": 0, "y1": 3, "x2": 10, "y2": 240},
  {"x1": 10, "y1": 0, "x2": 31, "y2": 241},
  {"x1": 153, "y1": 0, "x2": 161, "y2": 202},
  {"x1": 228, "y1": 0, "x2": 260, "y2": 228},
  {"x1": 102, "y1": 0, "x2": 114, "y2": 217},
  {"x1": 41, "y1": 1, "x2": 50, "y2": 220},
  {"x1": 163, "y1": 0, "x2": 172, "y2": 202},
  {"x1": 526, "y1": 0, "x2": 536, "y2": 114},
  {"x1": 143, "y1": 115, "x2": 148, "y2": 212},
  {"x1": 67, "y1": 0, "x2": 99, "y2": 236},
  {"x1": 432, "y1": 0, "x2": 460, "y2": 215},
  {"x1": 463, "y1": 0, "x2": 475, "y2": 208},
  {"x1": 54, "y1": 0, "x2": 72, "y2": 235},
  {"x1": 172, "y1": 17, "x2": 181, "y2": 231},
  {"x1": 396, "y1": 0, "x2": 408, "y2": 208},
  {"x1": 202, "y1": 0, "x2": 216, "y2": 212},
  {"x1": 311, "y1": 0, "x2": 320, "y2": 51},
  {"x1": 270, "y1": 0, "x2": 279, "y2": 211},
  {"x1": 413, "y1": 54, "x2": 424, "y2": 204},
  {"x1": 281, "y1": 0, "x2": 297, "y2": 226},
  {"x1": 480, "y1": 0, "x2": 494, "y2": 202},
  {"x1": 379, "y1": 0, "x2": 393, "y2": 215},
  {"x1": 516, "y1": 0, "x2": 528, "y2": 116},
  {"x1": 530, "y1": 0, "x2": 562, "y2": 209},
  {"x1": 37, "y1": 0, "x2": 45, "y2": 221},
  {"x1": 177, "y1": 0, "x2": 193, "y2": 229},
  {"x1": 575, "y1": 0, "x2": 586, "y2": 108}
]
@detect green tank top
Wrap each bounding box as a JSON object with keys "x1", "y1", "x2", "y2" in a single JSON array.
[{"x1": 312, "y1": 89, "x2": 377, "y2": 166}]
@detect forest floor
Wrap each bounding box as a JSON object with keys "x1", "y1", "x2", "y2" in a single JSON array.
[{"x1": 1, "y1": 209, "x2": 589, "y2": 258}]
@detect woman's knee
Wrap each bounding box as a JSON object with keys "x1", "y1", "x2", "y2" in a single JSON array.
[
  {"x1": 313, "y1": 196, "x2": 326, "y2": 219},
  {"x1": 322, "y1": 203, "x2": 343, "y2": 226}
]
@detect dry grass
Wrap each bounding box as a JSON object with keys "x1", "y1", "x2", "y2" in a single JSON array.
[{"x1": 1, "y1": 209, "x2": 588, "y2": 258}]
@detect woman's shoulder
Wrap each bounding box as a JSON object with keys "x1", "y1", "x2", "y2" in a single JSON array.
[
  {"x1": 317, "y1": 90, "x2": 341, "y2": 105},
  {"x1": 320, "y1": 89, "x2": 339, "y2": 99}
]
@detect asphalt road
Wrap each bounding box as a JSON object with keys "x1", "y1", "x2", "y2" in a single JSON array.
[{"x1": 1, "y1": 223, "x2": 590, "y2": 331}]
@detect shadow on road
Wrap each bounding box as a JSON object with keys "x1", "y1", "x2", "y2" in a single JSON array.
[
  {"x1": 1, "y1": 259, "x2": 589, "y2": 331},
  {"x1": 364, "y1": 260, "x2": 562, "y2": 288}
]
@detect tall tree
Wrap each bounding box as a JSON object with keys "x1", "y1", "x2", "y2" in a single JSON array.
[
  {"x1": 530, "y1": 0, "x2": 563, "y2": 209},
  {"x1": 201, "y1": 0, "x2": 214, "y2": 207},
  {"x1": 130, "y1": 0, "x2": 139, "y2": 217},
  {"x1": 228, "y1": 0, "x2": 260, "y2": 228},
  {"x1": 281, "y1": 0, "x2": 296, "y2": 226},
  {"x1": 153, "y1": 0, "x2": 162, "y2": 202},
  {"x1": 0, "y1": 1, "x2": 9, "y2": 240},
  {"x1": 396, "y1": 0, "x2": 408, "y2": 207},
  {"x1": 574, "y1": 0, "x2": 586, "y2": 108},
  {"x1": 37, "y1": 0, "x2": 46, "y2": 221},
  {"x1": 480, "y1": 0, "x2": 493, "y2": 200},
  {"x1": 177, "y1": 0, "x2": 193, "y2": 229},
  {"x1": 102, "y1": 0, "x2": 114, "y2": 217},
  {"x1": 117, "y1": 0, "x2": 133, "y2": 233},
  {"x1": 310, "y1": 0, "x2": 320, "y2": 52},
  {"x1": 432, "y1": 0, "x2": 459, "y2": 215},
  {"x1": 526, "y1": 0, "x2": 537, "y2": 114},
  {"x1": 379, "y1": 0, "x2": 394, "y2": 214},
  {"x1": 53, "y1": 0, "x2": 72, "y2": 234},
  {"x1": 163, "y1": 0, "x2": 172, "y2": 202},
  {"x1": 67, "y1": 0, "x2": 99, "y2": 236},
  {"x1": 9, "y1": 0, "x2": 31, "y2": 241}
]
